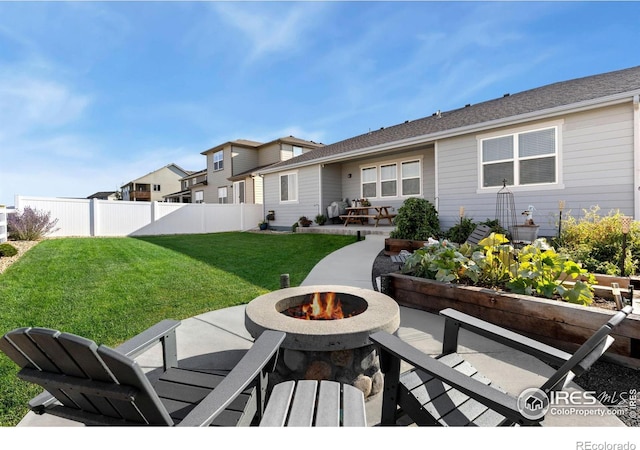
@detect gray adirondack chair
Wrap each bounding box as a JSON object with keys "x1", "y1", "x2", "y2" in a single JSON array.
[
  {"x1": 370, "y1": 305, "x2": 633, "y2": 426},
  {"x1": 0, "y1": 320, "x2": 285, "y2": 426}
]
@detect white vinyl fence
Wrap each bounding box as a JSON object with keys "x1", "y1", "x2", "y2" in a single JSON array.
[
  {"x1": 0, "y1": 205, "x2": 7, "y2": 243},
  {"x1": 14, "y1": 196, "x2": 264, "y2": 238}
]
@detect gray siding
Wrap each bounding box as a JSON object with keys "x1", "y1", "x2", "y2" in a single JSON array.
[
  {"x1": 437, "y1": 103, "x2": 635, "y2": 237},
  {"x1": 259, "y1": 142, "x2": 282, "y2": 166},
  {"x1": 321, "y1": 164, "x2": 343, "y2": 215},
  {"x1": 232, "y1": 146, "x2": 259, "y2": 177},
  {"x1": 264, "y1": 166, "x2": 320, "y2": 228}
]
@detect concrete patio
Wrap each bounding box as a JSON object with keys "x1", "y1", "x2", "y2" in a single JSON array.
[{"x1": 16, "y1": 233, "x2": 627, "y2": 427}]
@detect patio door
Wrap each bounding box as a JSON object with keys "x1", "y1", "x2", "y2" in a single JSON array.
[{"x1": 234, "y1": 181, "x2": 245, "y2": 204}]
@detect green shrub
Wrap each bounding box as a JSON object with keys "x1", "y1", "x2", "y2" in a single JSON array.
[
  {"x1": 558, "y1": 206, "x2": 639, "y2": 275},
  {"x1": 389, "y1": 198, "x2": 440, "y2": 240},
  {"x1": 445, "y1": 217, "x2": 476, "y2": 244},
  {"x1": 0, "y1": 243, "x2": 18, "y2": 257}
]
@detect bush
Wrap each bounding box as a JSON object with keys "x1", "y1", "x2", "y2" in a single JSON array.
[
  {"x1": 389, "y1": 198, "x2": 440, "y2": 240},
  {"x1": 558, "y1": 206, "x2": 639, "y2": 275},
  {"x1": 445, "y1": 217, "x2": 476, "y2": 243},
  {"x1": 0, "y1": 243, "x2": 18, "y2": 257},
  {"x1": 7, "y1": 207, "x2": 59, "y2": 241}
]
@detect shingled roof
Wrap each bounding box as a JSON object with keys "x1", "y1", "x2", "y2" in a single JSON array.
[{"x1": 263, "y1": 65, "x2": 640, "y2": 172}]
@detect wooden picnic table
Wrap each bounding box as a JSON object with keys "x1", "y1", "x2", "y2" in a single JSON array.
[{"x1": 340, "y1": 205, "x2": 396, "y2": 227}]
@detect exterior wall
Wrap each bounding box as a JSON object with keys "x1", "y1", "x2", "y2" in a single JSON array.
[
  {"x1": 136, "y1": 166, "x2": 186, "y2": 202},
  {"x1": 258, "y1": 142, "x2": 282, "y2": 167},
  {"x1": 263, "y1": 165, "x2": 320, "y2": 229},
  {"x1": 436, "y1": 103, "x2": 635, "y2": 237},
  {"x1": 204, "y1": 147, "x2": 233, "y2": 203},
  {"x1": 231, "y1": 146, "x2": 259, "y2": 177},
  {"x1": 338, "y1": 146, "x2": 435, "y2": 216},
  {"x1": 321, "y1": 164, "x2": 343, "y2": 214},
  {"x1": 14, "y1": 196, "x2": 263, "y2": 237}
]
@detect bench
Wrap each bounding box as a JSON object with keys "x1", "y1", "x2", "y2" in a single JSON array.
[{"x1": 260, "y1": 380, "x2": 366, "y2": 427}]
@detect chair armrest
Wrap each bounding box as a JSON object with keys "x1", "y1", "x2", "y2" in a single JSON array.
[
  {"x1": 440, "y1": 308, "x2": 571, "y2": 368},
  {"x1": 177, "y1": 330, "x2": 286, "y2": 427},
  {"x1": 370, "y1": 331, "x2": 542, "y2": 426},
  {"x1": 114, "y1": 319, "x2": 180, "y2": 359}
]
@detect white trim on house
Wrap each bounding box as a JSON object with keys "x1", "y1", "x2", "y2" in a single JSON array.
[
  {"x1": 278, "y1": 171, "x2": 299, "y2": 204},
  {"x1": 358, "y1": 156, "x2": 424, "y2": 201},
  {"x1": 634, "y1": 94, "x2": 640, "y2": 220}
]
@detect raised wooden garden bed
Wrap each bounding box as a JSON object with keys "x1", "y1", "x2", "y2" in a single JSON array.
[
  {"x1": 383, "y1": 238, "x2": 428, "y2": 256},
  {"x1": 380, "y1": 273, "x2": 640, "y2": 369}
]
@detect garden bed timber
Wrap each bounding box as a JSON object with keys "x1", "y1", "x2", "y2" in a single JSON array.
[
  {"x1": 380, "y1": 272, "x2": 640, "y2": 369},
  {"x1": 383, "y1": 238, "x2": 428, "y2": 256}
]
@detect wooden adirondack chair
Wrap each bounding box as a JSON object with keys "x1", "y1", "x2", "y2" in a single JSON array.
[
  {"x1": 370, "y1": 305, "x2": 633, "y2": 426},
  {"x1": 0, "y1": 320, "x2": 285, "y2": 426}
]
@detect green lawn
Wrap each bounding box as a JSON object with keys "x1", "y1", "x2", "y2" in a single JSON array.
[{"x1": 0, "y1": 232, "x2": 355, "y2": 426}]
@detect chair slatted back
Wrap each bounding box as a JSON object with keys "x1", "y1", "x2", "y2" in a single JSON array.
[
  {"x1": 0, "y1": 327, "x2": 173, "y2": 425},
  {"x1": 465, "y1": 225, "x2": 492, "y2": 246}
]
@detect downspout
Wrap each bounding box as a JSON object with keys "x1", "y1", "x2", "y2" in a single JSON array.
[
  {"x1": 434, "y1": 141, "x2": 439, "y2": 211},
  {"x1": 318, "y1": 164, "x2": 323, "y2": 218},
  {"x1": 634, "y1": 95, "x2": 640, "y2": 220}
]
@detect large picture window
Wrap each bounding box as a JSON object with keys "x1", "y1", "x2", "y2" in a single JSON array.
[
  {"x1": 481, "y1": 127, "x2": 557, "y2": 188},
  {"x1": 280, "y1": 172, "x2": 298, "y2": 202},
  {"x1": 213, "y1": 150, "x2": 224, "y2": 171},
  {"x1": 361, "y1": 159, "x2": 421, "y2": 199}
]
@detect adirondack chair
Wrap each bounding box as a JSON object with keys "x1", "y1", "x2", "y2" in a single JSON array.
[
  {"x1": 464, "y1": 224, "x2": 492, "y2": 246},
  {"x1": 370, "y1": 305, "x2": 633, "y2": 426},
  {"x1": 0, "y1": 320, "x2": 285, "y2": 426}
]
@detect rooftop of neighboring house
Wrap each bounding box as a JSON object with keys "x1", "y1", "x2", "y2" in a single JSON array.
[
  {"x1": 121, "y1": 163, "x2": 194, "y2": 188},
  {"x1": 200, "y1": 136, "x2": 324, "y2": 155},
  {"x1": 262, "y1": 64, "x2": 640, "y2": 172},
  {"x1": 87, "y1": 191, "x2": 118, "y2": 199}
]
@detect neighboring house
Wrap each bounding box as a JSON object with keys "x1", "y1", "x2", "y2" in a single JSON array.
[
  {"x1": 200, "y1": 136, "x2": 323, "y2": 204},
  {"x1": 164, "y1": 169, "x2": 208, "y2": 203},
  {"x1": 121, "y1": 164, "x2": 192, "y2": 202},
  {"x1": 258, "y1": 65, "x2": 640, "y2": 237},
  {"x1": 87, "y1": 191, "x2": 119, "y2": 201}
]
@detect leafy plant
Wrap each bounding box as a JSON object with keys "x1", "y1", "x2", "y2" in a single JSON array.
[
  {"x1": 445, "y1": 217, "x2": 476, "y2": 244},
  {"x1": 389, "y1": 197, "x2": 440, "y2": 240},
  {"x1": 7, "y1": 207, "x2": 59, "y2": 241},
  {"x1": 557, "y1": 206, "x2": 639, "y2": 276},
  {"x1": 315, "y1": 214, "x2": 327, "y2": 225},
  {"x1": 298, "y1": 216, "x2": 312, "y2": 227},
  {"x1": 0, "y1": 243, "x2": 18, "y2": 257},
  {"x1": 403, "y1": 235, "x2": 595, "y2": 305}
]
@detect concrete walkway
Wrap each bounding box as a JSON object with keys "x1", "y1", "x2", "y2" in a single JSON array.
[{"x1": 16, "y1": 234, "x2": 625, "y2": 427}]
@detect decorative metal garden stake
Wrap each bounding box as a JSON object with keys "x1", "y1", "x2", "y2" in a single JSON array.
[{"x1": 558, "y1": 200, "x2": 565, "y2": 240}]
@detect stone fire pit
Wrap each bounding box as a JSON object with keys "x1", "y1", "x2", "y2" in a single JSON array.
[{"x1": 244, "y1": 285, "x2": 400, "y2": 399}]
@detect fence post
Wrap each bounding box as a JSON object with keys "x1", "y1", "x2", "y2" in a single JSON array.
[
  {"x1": 90, "y1": 198, "x2": 99, "y2": 237},
  {"x1": 0, "y1": 205, "x2": 7, "y2": 243}
]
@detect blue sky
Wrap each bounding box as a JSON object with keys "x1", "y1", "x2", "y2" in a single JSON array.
[{"x1": 1, "y1": 1, "x2": 640, "y2": 207}]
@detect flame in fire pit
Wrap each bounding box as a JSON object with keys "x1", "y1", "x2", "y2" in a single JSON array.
[{"x1": 284, "y1": 292, "x2": 351, "y2": 320}]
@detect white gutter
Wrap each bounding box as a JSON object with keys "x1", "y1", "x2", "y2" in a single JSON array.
[
  {"x1": 634, "y1": 94, "x2": 640, "y2": 220},
  {"x1": 258, "y1": 90, "x2": 640, "y2": 175}
]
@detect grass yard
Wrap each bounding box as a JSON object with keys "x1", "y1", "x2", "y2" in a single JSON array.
[{"x1": 0, "y1": 232, "x2": 355, "y2": 426}]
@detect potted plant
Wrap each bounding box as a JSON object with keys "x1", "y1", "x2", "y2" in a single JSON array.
[
  {"x1": 315, "y1": 214, "x2": 327, "y2": 226},
  {"x1": 258, "y1": 220, "x2": 268, "y2": 231},
  {"x1": 298, "y1": 216, "x2": 312, "y2": 227}
]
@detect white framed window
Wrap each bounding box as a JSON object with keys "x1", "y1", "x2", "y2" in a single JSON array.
[
  {"x1": 292, "y1": 145, "x2": 303, "y2": 157},
  {"x1": 380, "y1": 163, "x2": 397, "y2": 197},
  {"x1": 481, "y1": 126, "x2": 557, "y2": 188},
  {"x1": 360, "y1": 158, "x2": 421, "y2": 199},
  {"x1": 218, "y1": 187, "x2": 228, "y2": 204},
  {"x1": 213, "y1": 150, "x2": 224, "y2": 171},
  {"x1": 279, "y1": 172, "x2": 298, "y2": 203},
  {"x1": 194, "y1": 190, "x2": 204, "y2": 203},
  {"x1": 401, "y1": 160, "x2": 421, "y2": 195},
  {"x1": 361, "y1": 167, "x2": 377, "y2": 198}
]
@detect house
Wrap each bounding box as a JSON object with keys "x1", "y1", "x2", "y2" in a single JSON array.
[
  {"x1": 258, "y1": 65, "x2": 640, "y2": 236},
  {"x1": 121, "y1": 163, "x2": 192, "y2": 202},
  {"x1": 199, "y1": 136, "x2": 323, "y2": 204},
  {"x1": 87, "y1": 191, "x2": 120, "y2": 201},
  {"x1": 164, "y1": 169, "x2": 207, "y2": 203}
]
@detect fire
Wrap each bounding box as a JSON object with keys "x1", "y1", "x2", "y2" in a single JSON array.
[{"x1": 285, "y1": 292, "x2": 347, "y2": 320}]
